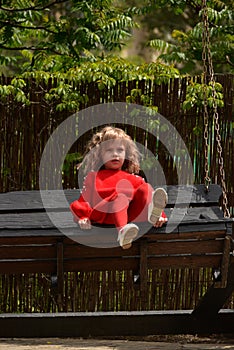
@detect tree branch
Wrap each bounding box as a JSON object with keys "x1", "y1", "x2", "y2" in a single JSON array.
[
  {"x1": 226, "y1": 55, "x2": 234, "y2": 67},
  {"x1": 0, "y1": 20, "x2": 57, "y2": 34},
  {"x1": 0, "y1": 45, "x2": 44, "y2": 50},
  {"x1": 0, "y1": 0, "x2": 68, "y2": 12},
  {"x1": 0, "y1": 44, "x2": 74, "y2": 58}
]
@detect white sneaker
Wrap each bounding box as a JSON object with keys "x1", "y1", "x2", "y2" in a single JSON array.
[
  {"x1": 117, "y1": 223, "x2": 139, "y2": 250},
  {"x1": 148, "y1": 188, "x2": 168, "y2": 225}
]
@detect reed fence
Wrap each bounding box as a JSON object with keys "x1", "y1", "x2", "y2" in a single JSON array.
[
  {"x1": 0, "y1": 75, "x2": 233, "y2": 198},
  {"x1": 0, "y1": 74, "x2": 233, "y2": 313},
  {"x1": 0, "y1": 269, "x2": 220, "y2": 313}
]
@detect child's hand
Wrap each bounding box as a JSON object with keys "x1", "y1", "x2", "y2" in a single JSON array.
[
  {"x1": 78, "y1": 218, "x2": 91, "y2": 229},
  {"x1": 153, "y1": 216, "x2": 168, "y2": 228}
]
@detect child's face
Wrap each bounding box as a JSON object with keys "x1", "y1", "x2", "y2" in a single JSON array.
[{"x1": 101, "y1": 139, "x2": 126, "y2": 170}]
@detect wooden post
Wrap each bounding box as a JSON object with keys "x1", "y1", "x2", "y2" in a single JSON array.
[
  {"x1": 56, "y1": 240, "x2": 64, "y2": 310},
  {"x1": 140, "y1": 239, "x2": 148, "y2": 308},
  {"x1": 214, "y1": 235, "x2": 231, "y2": 288}
]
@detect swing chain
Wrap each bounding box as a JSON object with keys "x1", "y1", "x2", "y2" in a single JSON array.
[
  {"x1": 202, "y1": 0, "x2": 230, "y2": 217},
  {"x1": 202, "y1": 1, "x2": 211, "y2": 191}
]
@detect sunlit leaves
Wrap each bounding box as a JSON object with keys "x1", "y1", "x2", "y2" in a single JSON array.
[
  {"x1": 146, "y1": 0, "x2": 233, "y2": 74},
  {"x1": 183, "y1": 80, "x2": 224, "y2": 110},
  {"x1": 0, "y1": 0, "x2": 138, "y2": 74},
  {"x1": 0, "y1": 78, "x2": 30, "y2": 105}
]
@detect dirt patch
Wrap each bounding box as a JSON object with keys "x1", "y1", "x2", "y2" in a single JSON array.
[{"x1": 0, "y1": 335, "x2": 234, "y2": 350}]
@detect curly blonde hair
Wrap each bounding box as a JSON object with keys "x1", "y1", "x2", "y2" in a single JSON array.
[{"x1": 80, "y1": 126, "x2": 141, "y2": 175}]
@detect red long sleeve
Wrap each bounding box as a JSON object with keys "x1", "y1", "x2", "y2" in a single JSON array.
[
  {"x1": 70, "y1": 170, "x2": 144, "y2": 221},
  {"x1": 70, "y1": 172, "x2": 94, "y2": 221},
  {"x1": 70, "y1": 169, "x2": 167, "y2": 224}
]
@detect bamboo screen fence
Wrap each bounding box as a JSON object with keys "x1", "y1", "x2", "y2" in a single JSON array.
[
  {"x1": 0, "y1": 269, "x2": 217, "y2": 313},
  {"x1": 0, "y1": 74, "x2": 233, "y2": 313},
  {"x1": 0, "y1": 75, "x2": 233, "y2": 203}
]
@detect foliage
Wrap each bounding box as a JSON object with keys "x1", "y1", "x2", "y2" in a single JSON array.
[
  {"x1": 2, "y1": 0, "x2": 233, "y2": 77},
  {"x1": 0, "y1": 0, "x2": 229, "y2": 112},
  {"x1": 0, "y1": 0, "x2": 182, "y2": 111},
  {"x1": 0, "y1": 78, "x2": 30, "y2": 104},
  {"x1": 0, "y1": 55, "x2": 180, "y2": 111},
  {"x1": 146, "y1": 0, "x2": 234, "y2": 74},
  {"x1": 62, "y1": 152, "x2": 82, "y2": 177},
  {"x1": 183, "y1": 79, "x2": 224, "y2": 110},
  {"x1": 0, "y1": 0, "x2": 139, "y2": 75}
]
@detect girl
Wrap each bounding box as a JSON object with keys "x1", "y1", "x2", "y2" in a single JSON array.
[{"x1": 70, "y1": 126, "x2": 167, "y2": 249}]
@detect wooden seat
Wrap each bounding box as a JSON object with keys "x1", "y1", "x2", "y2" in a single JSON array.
[{"x1": 0, "y1": 184, "x2": 233, "y2": 317}]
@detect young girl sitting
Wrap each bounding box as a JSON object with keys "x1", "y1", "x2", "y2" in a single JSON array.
[{"x1": 70, "y1": 126, "x2": 168, "y2": 249}]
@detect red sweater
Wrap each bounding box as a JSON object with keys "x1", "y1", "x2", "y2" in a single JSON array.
[{"x1": 70, "y1": 169, "x2": 166, "y2": 223}]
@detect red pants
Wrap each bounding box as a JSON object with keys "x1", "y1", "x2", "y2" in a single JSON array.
[{"x1": 89, "y1": 182, "x2": 152, "y2": 230}]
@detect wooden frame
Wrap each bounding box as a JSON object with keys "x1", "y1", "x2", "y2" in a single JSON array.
[{"x1": 0, "y1": 184, "x2": 233, "y2": 335}]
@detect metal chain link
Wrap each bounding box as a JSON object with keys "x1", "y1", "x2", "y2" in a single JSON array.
[
  {"x1": 202, "y1": 0, "x2": 230, "y2": 217},
  {"x1": 202, "y1": 3, "x2": 210, "y2": 191}
]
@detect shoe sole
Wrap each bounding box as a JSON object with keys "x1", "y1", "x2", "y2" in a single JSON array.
[
  {"x1": 148, "y1": 188, "x2": 168, "y2": 225},
  {"x1": 119, "y1": 225, "x2": 139, "y2": 250}
]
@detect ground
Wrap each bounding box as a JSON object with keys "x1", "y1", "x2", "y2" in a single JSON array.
[{"x1": 0, "y1": 335, "x2": 234, "y2": 350}]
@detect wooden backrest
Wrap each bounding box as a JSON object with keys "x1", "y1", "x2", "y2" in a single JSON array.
[
  {"x1": 0, "y1": 185, "x2": 232, "y2": 277},
  {"x1": 0, "y1": 184, "x2": 225, "y2": 212}
]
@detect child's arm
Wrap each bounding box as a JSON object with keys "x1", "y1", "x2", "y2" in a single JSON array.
[{"x1": 70, "y1": 172, "x2": 94, "y2": 229}]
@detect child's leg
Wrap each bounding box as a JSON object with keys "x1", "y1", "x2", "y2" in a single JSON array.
[
  {"x1": 108, "y1": 193, "x2": 130, "y2": 229},
  {"x1": 148, "y1": 188, "x2": 168, "y2": 224},
  {"x1": 90, "y1": 193, "x2": 129, "y2": 228},
  {"x1": 117, "y1": 223, "x2": 139, "y2": 249},
  {"x1": 128, "y1": 182, "x2": 153, "y2": 222},
  {"x1": 90, "y1": 193, "x2": 139, "y2": 249}
]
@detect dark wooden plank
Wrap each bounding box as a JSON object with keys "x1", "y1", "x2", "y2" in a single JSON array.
[
  {"x1": 147, "y1": 239, "x2": 224, "y2": 255},
  {"x1": 178, "y1": 223, "x2": 228, "y2": 233},
  {"x1": 145, "y1": 230, "x2": 227, "y2": 240},
  {"x1": 0, "y1": 190, "x2": 80, "y2": 212},
  {"x1": 0, "y1": 191, "x2": 45, "y2": 212},
  {"x1": 0, "y1": 245, "x2": 57, "y2": 259},
  {"x1": 0, "y1": 239, "x2": 225, "y2": 269},
  {"x1": 0, "y1": 231, "x2": 62, "y2": 247},
  {"x1": 63, "y1": 243, "x2": 140, "y2": 259},
  {"x1": 0, "y1": 245, "x2": 222, "y2": 273},
  {"x1": 0, "y1": 206, "x2": 230, "y2": 231},
  {"x1": 62, "y1": 239, "x2": 224, "y2": 259},
  {"x1": 63, "y1": 257, "x2": 139, "y2": 272},
  {"x1": 0, "y1": 185, "x2": 223, "y2": 213},
  {"x1": 0, "y1": 254, "x2": 224, "y2": 275},
  {"x1": 148, "y1": 255, "x2": 222, "y2": 269},
  {"x1": 1, "y1": 309, "x2": 234, "y2": 337},
  {"x1": 0, "y1": 260, "x2": 57, "y2": 274},
  {"x1": 0, "y1": 211, "x2": 74, "y2": 229},
  {"x1": 166, "y1": 184, "x2": 222, "y2": 206},
  {"x1": 182, "y1": 206, "x2": 226, "y2": 221},
  {"x1": 0, "y1": 241, "x2": 226, "y2": 259},
  {"x1": 0, "y1": 229, "x2": 227, "y2": 246}
]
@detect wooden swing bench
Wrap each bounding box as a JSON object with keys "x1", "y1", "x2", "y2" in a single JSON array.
[{"x1": 0, "y1": 184, "x2": 233, "y2": 336}]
